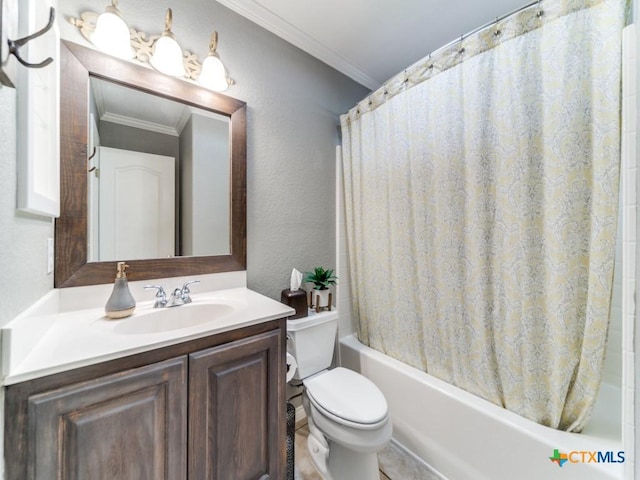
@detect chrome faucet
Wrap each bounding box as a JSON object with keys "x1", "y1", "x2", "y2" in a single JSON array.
[{"x1": 145, "y1": 280, "x2": 200, "y2": 308}]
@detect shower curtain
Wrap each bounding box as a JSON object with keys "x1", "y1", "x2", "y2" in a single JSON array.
[{"x1": 340, "y1": 0, "x2": 626, "y2": 432}]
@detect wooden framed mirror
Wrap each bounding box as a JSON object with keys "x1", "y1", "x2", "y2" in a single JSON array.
[{"x1": 55, "y1": 41, "x2": 246, "y2": 287}]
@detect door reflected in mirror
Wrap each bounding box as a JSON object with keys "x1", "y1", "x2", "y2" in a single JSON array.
[{"x1": 87, "y1": 77, "x2": 231, "y2": 262}]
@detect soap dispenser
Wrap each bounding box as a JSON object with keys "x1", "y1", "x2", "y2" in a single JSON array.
[{"x1": 105, "y1": 262, "x2": 136, "y2": 319}]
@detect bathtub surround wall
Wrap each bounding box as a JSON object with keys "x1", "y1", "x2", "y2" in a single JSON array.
[{"x1": 621, "y1": 23, "x2": 639, "y2": 478}]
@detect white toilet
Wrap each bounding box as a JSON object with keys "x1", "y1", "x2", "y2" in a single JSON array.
[{"x1": 287, "y1": 311, "x2": 392, "y2": 480}]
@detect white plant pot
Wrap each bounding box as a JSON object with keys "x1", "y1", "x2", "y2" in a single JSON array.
[{"x1": 310, "y1": 289, "x2": 331, "y2": 308}]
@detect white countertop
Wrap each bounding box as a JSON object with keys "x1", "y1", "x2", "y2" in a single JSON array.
[{"x1": 2, "y1": 287, "x2": 294, "y2": 385}]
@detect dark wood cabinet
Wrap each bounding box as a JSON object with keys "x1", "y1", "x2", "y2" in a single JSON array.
[
  {"x1": 4, "y1": 319, "x2": 286, "y2": 480},
  {"x1": 189, "y1": 329, "x2": 283, "y2": 479},
  {"x1": 27, "y1": 357, "x2": 187, "y2": 480}
]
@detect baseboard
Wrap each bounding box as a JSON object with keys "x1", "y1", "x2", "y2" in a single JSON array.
[{"x1": 294, "y1": 404, "x2": 307, "y2": 429}]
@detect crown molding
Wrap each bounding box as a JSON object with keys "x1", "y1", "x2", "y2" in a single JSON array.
[
  {"x1": 100, "y1": 112, "x2": 180, "y2": 137},
  {"x1": 215, "y1": 0, "x2": 380, "y2": 90}
]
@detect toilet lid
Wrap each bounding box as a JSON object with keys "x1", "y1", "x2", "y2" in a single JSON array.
[{"x1": 303, "y1": 367, "x2": 388, "y2": 425}]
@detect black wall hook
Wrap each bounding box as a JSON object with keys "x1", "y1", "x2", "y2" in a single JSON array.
[{"x1": 7, "y1": 7, "x2": 55, "y2": 69}]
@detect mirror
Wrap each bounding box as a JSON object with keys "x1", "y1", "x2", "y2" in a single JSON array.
[
  {"x1": 88, "y1": 78, "x2": 231, "y2": 261},
  {"x1": 55, "y1": 41, "x2": 246, "y2": 287}
]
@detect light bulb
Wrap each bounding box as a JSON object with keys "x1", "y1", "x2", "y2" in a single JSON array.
[{"x1": 90, "y1": 4, "x2": 133, "y2": 59}]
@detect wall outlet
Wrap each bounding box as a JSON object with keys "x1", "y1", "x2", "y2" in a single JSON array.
[{"x1": 47, "y1": 237, "x2": 54, "y2": 274}]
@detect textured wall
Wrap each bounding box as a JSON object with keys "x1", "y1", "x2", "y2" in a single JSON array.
[
  {"x1": 0, "y1": 87, "x2": 55, "y2": 329},
  {"x1": 57, "y1": 0, "x2": 369, "y2": 300}
]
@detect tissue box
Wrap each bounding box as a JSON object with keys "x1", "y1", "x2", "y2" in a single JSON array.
[{"x1": 280, "y1": 289, "x2": 308, "y2": 319}]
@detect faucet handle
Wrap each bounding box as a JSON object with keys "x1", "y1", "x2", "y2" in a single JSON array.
[
  {"x1": 180, "y1": 280, "x2": 200, "y2": 304},
  {"x1": 180, "y1": 280, "x2": 200, "y2": 303},
  {"x1": 182, "y1": 280, "x2": 200, "y2": 291},
  {"x1": 144, "y1": 285, "x2": 167, "y2": 308}
]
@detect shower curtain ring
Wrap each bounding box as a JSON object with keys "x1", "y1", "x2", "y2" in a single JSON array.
[
  {"x1": 427, "y1": 54, "x2": 434, "y2": 71},
  {"x1": 537, "y1": 0, "x2": 544, "y2": 17},
  {"x1": 458, "y1": 35, "x2": 465, "y2": 54}
]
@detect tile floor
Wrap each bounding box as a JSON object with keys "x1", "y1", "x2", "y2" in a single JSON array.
[{"x1": 294, "y1": 423, "x2": 442, "y2": 480}]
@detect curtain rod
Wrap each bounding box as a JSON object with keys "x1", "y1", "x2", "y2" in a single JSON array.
[{"x1": 400, "y1": 0, "x2": 542, "y2": 74}]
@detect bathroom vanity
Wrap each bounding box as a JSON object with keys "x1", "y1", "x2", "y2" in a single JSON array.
[{"x1": 3, "y1": 286, "x2": 293, "y2": 480}]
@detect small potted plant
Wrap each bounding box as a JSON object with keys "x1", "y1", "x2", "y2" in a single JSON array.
[{"x1": 304, "y1": 267, "x2": 338, "y2": 310}]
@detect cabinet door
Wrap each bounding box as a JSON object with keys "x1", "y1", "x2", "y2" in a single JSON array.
[
  {"x1": 189, "y1": 329, "x2": 284, "y2": 479},
  {"x1": 26, "y1": 357, "x2": 187, "y2": 480}
]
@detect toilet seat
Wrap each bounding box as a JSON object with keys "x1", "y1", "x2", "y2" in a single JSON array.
[{"x1": 304, "y1": 367, "x2": 388, "y2": 430}]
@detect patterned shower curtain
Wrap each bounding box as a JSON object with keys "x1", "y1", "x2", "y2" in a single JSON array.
[{"x1": 340, "y1": 0, "x2": 626, "y2": 432}]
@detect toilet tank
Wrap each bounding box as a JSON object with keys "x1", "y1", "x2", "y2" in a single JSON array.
[{"x1": 287, "y1": 311, "x2": 338, "y2": 380}]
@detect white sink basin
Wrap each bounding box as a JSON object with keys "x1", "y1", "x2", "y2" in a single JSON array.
[{"x1": 112, "y1": 303, "x2": 236, "y2": 335}]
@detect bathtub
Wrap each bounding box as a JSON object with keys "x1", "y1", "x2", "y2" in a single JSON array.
[{"x1": 339, "y1": 334, "x2": 624, "y2": 480}]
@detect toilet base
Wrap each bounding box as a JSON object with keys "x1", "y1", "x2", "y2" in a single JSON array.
[
  {"x1": 327, "y1": 439, "x2": 380, "y2": 480},
  {"x1": 306, "y1": 415, "x2": 381, "y2": 480},
  {"x1": 307, "y1": 436, "x2": 381, "y2": 480}
]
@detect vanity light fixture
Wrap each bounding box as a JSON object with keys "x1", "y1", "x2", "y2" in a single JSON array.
[
  {"x1": 198, "y1": 32, "x2": 228, "y2": 92},
  {"x1": 89, "y1": 0, "x2": 133, "y2": 60},
  {"x1": 149, "y1": 9, "x2": 185, "y2": 77},
  {"x1": 69, "y1": 4, "x2": 234, "y2": 91}
]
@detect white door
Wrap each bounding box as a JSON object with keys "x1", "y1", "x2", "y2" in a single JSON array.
[{"x1": 98, "y1": 146, "x2": 175, "y2": 261}]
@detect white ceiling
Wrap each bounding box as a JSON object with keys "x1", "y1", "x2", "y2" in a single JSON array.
[{"x1": 216, "y1": 0, "x2": 533, "y2": 90}]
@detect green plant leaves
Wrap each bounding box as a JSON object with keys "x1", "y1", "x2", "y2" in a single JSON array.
[{"x1": 303, "y1": 267, "x2": 338, "y2": 290}]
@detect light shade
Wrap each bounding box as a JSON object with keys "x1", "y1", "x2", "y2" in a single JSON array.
[
  {"x1": 198, "y1": 32, "x2": 228, "y2": 91},
  {"x1": 90, "y1": 7, "x2": 133, "y2": 59},
  {"x1": 149, "y1": 9, "x2": 185, "y2": 78},
  {"x1": 199, "y1": 54, "x2": 228, "y2": 91},
  {"x1": 150, "y1": 34, "x2": 186, "y2": 77}
]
